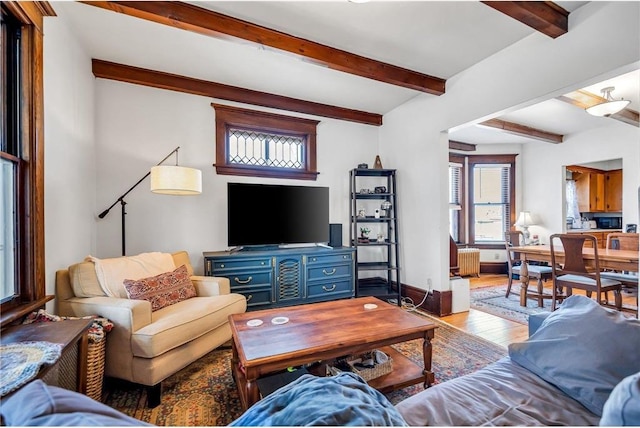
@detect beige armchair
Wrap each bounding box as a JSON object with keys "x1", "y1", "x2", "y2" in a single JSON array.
[{"x1": 55, "y1": 251, "x2": 246, "y2": 407}]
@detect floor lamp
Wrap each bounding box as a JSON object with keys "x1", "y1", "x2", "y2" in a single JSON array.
[{"x1": 98, "y1": 146, "x2": 202, "y2": 256}]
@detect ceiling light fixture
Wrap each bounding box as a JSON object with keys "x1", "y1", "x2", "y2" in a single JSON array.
[{"x1": 585, "y1": 86, "x2": 631, "y2": 117}]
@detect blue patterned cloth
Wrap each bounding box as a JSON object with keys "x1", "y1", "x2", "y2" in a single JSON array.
[
  {"x1": 0, "y1": 341, "x2": 62, "y2": 396},
  {"x1": 230, "y1": 372, "x2": 407, "y2": 426}
]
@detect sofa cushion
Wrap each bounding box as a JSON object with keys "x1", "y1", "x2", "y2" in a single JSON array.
[
  {"x1": 69, "y1": 261, "x2": 106, "y2": 297},
  {"x1": 87, "y1": 252, "x2": 175, "y2": 298},
  {"x1": 123, "y1": 265, "x2": 196, "y2": 312},
  {"x1": 0, "y1": 380, "x2": 150, "y2": 426},
  {"x1": 131, "y1": 293, "x2": 246, "y2": 358},
  {"x1": 600, "y1": 371, "x2": 640, "y2": 426},
  {"x1": 508, "y1": 295, "x2": 640, "y2": 416}
]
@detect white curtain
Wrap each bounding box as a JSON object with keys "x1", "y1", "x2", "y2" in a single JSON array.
[{"x1": 566, "y1": 180, "x2": 580, "y2": 221}]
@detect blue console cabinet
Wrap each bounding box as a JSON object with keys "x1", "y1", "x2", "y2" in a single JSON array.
[{"x1": 203, "y1": 247, "x2": 355, "y2": 310}]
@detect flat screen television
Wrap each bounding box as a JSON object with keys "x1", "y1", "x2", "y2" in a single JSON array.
[{"x1": 227, "y1": 183, "x2": 330, "y2": 248}]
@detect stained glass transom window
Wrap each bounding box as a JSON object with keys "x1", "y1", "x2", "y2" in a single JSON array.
[{"x1": 228, "y1": 128, "x2": 305, "y2": 169}]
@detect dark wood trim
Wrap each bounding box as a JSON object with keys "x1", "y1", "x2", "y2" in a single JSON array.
[
  {"x1": 482, "y1": 1, "x2": 569, "y2": 39},
  {"x1": 565, "y1": 164, "x2": 606, "y2": 175},
  {"x1": 403, "y1": 284, "x2": 452, "y2": 317},
  {"x1": 0, "y1": 296, "x2": 54, "y2": 329},
  {"x1": 81, "y1": 1, "x2": 446, "y2": 95},
  {"x1": 0, "y1": 2, "x2": 49, "y2": 327},
  {"x1": 449, "y1": 140, "x2": 476, "y2": 152},
  {"x1": 558, "y1": 90, "x2": 639, "y2": 127},
  {"x1": 481, "y1": 261, "x2": 508, "y2": 275},
  {"x1": 449, "y1": 153, "x2": 466, "y2": 244},
  {"x1": 212, "y1": 103, "x2": 320, "y2": 180},
  {"x1": 467, "y1": 155, "x2": 517, "y2": 246},
  {"x1": 92, "y1": 59, "x2": 382, "y2": 126},
  {"x1": 479, "y1": 118, "x2": 563, "y2": 143}
]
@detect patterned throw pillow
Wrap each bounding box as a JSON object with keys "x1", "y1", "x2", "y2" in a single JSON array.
[{"x1": 123, "y1": 264, "x2": 196, "y2": 311}]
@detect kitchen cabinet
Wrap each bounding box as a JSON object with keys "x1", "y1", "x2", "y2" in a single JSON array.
[
  {"x1": 605, "y1": 169, "x2": 623, "y2": 212},
  {"x1": 575, "y1": 171, "x2": 605, "y2": 212},
  {"x1": 567, "y1": 230, "x2": 622, "y2": 249}
]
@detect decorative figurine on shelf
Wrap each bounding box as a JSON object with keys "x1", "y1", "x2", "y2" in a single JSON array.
[
  {"x1": 377, "y1": 233, "x2": 385, "y2": 243},
  {"x1": 374, "y1": 209, "x2": 380, "y2": 219},
  {"x1": 357, "y1": 209, "x2": 366, "y2": 218},
  {"x1": 357, "y1": 163, "x2": 368, "y2": 169},
  {"x1": 373, "y1": 155, "x2": 383, "y2": 169}
]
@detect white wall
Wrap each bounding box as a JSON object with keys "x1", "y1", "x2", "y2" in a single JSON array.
[
  {"x1": 379, "y1": 1, "x2": 640, "y2": 292},
  {"x1": 43, "y1": 13, "x2": 96, "y2": 306},
  {"x1": 94, "y1": 81, "x2": 378, "y2": 274},
  {"x1": 521, "y1": 123, "x2": 640, "y2": 243}
]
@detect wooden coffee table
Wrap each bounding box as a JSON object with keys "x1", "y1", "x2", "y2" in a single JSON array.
[{"x1": 229, "y1": 297, "x2": 438, "y2": 410}]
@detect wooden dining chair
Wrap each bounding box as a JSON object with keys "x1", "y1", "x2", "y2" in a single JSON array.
[
  {"x1": 601, "y1": 232, "x2": 638, "y2": 312},
  {"x1": 504, "y1": 231, "x2": 555, "y2": 307},
  {"x1": 549, "y1": 233, "x2": 623, "y2": 311}
]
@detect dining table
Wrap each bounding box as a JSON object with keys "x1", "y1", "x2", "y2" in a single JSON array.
[
  {"x1": 512, "y1": 245, "x2": 639, "y2": 273},
  {"x1": 511, "y1": 245, "x2": 639, "y2": 316}
]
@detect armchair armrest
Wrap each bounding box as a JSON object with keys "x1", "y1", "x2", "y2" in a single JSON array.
[
  {"x1": 191, "y1": 276, "x2": 231, "y2": 296},
  {"x1": 58, "y1": 296, "x2": 152, "y2": 333}
]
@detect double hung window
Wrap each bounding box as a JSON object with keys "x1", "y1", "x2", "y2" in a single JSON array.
[{"x1": 449, "y1": 154, "x2": 516, "y2": 246}]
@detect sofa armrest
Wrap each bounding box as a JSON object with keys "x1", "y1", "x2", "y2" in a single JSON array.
[
  {"x1": 191, "y1": 276, "x2": 231, "y2": 296},
  {"x1": 57, "y1": 296, "x2": 152, "y2": 333}
]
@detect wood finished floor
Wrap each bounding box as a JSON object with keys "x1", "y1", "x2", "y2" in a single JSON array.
[
  {"x1": 439, "y1": 274, "x2": 528, "y2": 348},
  {"x1": 437, "y1": 273, "x2": 638, "y2": 348}
]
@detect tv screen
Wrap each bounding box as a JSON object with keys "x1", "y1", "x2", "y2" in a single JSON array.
[{"x1": 227, "y1": 183, "x2": 330, "y2": 247}]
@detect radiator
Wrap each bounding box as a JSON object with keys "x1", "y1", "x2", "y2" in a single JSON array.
[{"x1": 458, "y1": 248, "x2": 480, "y2": 277}]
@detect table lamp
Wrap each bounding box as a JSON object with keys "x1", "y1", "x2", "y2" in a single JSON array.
[{"x1": 515, "y1": 211, "x2": 535, "y2": 245}]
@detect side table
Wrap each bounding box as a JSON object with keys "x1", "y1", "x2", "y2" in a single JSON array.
[{"x1": 1, "y1": 319, "x2": 92, "y2": 394}]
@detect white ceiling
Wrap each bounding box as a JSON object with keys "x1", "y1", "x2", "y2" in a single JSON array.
[{"x1": 52, "y1": 1, "x2": 638, "y2": 145}]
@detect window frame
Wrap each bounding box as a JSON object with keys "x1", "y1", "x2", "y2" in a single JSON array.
[
  {"x1": 448, "y1": 153, "x2": 465, "y2": 243},
  {"x1": 1, "y1": 2, "x2": 54, "y2": 327},
  {"x1": 468, "y1": 155, "x2": 516, "y2": 247},
  {"x1": 448, "y1": 153, "x2": 516, "y2": 249},
  {"x1": 212, "y1": 103, "x2": 320, "y2": 181}
]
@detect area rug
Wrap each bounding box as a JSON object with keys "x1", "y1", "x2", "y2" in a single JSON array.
[
  {"x1": 470, "y1": 283, "x2": 552, "y2": 325},
  {"x1": 102, "y1": 310, "x2": 506, "y2": 426}
]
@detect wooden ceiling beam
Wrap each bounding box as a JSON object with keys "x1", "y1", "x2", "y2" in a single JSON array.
[
  {"x1": 558, "y1": 90, "x2": 639, "y2": 127},
  {"x1": 81, "y1": 1, "x2": 446, "y2": 95},
  {"x1": 449, "y1": 140, "x2": 476, "y2": 151},
  {"x1": 91, "y1": 59, "x2": 383, "y2": 126},
  {"x1": 479, "y1": 118, "x2": 563, "y2": 143},
  {"x1": 482, "y1": 1, "x2": 568, "y2": 39}
]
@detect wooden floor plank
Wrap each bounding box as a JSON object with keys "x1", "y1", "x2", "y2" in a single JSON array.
[{"x1": 437, "y1": 273, "x2": 637, "y2": 347}]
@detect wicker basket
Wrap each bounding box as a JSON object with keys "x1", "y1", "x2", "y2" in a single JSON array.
[
  {"x1": 327, "y1": 350, "x2": 393, "y2": 382},
  {"x1": 85, "y1": 338, "x2": 107, "y2": 401}
]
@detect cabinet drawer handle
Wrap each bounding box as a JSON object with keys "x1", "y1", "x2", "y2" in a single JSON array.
[
  {"x1": 246, "y1": 294, "x2": 253, "y2": 302},
  {"x1": 322, "y1": 268, "x2": 337, "y2": 275},
  {"x1": 220, "y1": 263, "x2": 225, "y2": 268},
  {"x1": 322, "y1": 284, "x2": 337, "y2": 292},
  {"x1": 234, "y1": 276, "x2": 253, "y2": 284}
]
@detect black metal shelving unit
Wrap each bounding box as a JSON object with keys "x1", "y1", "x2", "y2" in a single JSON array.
[{"x1": 349, "y1": 168, "x2": 400, "y2": 305}]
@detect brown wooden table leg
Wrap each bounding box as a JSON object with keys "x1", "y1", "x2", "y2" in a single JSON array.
[
  {"x1": 519, "y1": 261, "x2": 530, "y2": 307},
  {"x1": 422, "y1": 330, "x2": 435, "y2": 388},
  {"x1": 245, "y1": 368, "x2": 260, "y2": 409}
]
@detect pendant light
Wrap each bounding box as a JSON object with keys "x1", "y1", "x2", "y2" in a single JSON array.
[{"x1": 585, "y1": 86, "x2": 630, "y2": 117}]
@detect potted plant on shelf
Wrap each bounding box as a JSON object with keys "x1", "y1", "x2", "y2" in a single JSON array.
[{"x1": 358, "y1": 227, "x2": 371, "y2": 243}]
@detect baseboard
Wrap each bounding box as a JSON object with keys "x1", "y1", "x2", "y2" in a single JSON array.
[
  {"x1": 481, "y1": 261, "x2": 508, "y2": 274},
  {"x1": 402, "y1": 283, "x2": 452, "y2": 317}
]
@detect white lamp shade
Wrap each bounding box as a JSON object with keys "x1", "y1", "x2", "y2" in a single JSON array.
[
  {"x1": 585, "y1": 99, "x2": 630, "y2": 117},
  {"x1": 515, "y1": 211, "x2": 534, "y2": 227},
  {"x1": 150, "y1": 165, "x2": 202, "y2": 195}
]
